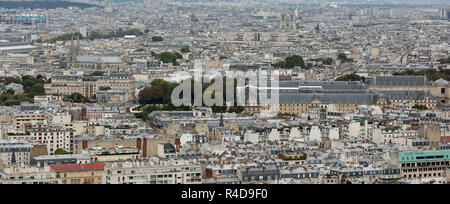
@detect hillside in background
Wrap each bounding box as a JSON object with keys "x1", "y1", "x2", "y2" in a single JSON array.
[{"x1": 0, "y1": 1, "x2": 102, "y2": 9}]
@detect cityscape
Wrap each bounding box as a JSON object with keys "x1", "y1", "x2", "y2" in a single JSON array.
[{"x1": 0, "y1": 0, "x2": 449, "y2": 186}]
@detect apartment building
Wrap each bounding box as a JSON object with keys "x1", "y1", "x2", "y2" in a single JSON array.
[
  {"x1": 87, "y1": 145, "x2": 140, "y2": 162},
  {"x1": 49, "y1": 74, "x2": 135, "y2": 101},
  {"x1": 50, "y1": 163, "x2": 105, "y2": 184},
  {"x1": 372, "y1": 128, "x2": 416, "y2": 146},
  {"x1": 31, "y1": 154, "x2": 90, "y2": 167},
  {"x1": 0, "y1": 166, "x2": 61, "y2": 184},
  {"x1": 239, "y1": 167, "x2": 280, "y2": 184},
  {"x1": 13, "y1": 110, "x2": 48, "y2": 131},
  {"x1": 103, "y1": 161, "x2": 202, "y2": 184},
  {"x1": 0, "y1": 139, "x2": 33, "y2": 167},
  {"x1": 96, "y1": 90, "x2": 129, "y2": 105},
  {"x1": 398, "y1": 150, "x2": 450, "y2": 179},
  {"x1": 8, "y1": 127, "x2": 75, "y2": 155}
]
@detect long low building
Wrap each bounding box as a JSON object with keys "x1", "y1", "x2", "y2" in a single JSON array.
[
  {"x1": 244, "y1": 80, "x2": 437, "y2": 116},
  {"x1": 50, "y1": 163, "x2": 105, "y2": 184},
  {"x1": 103, "y1": 160, "x2": 202, "y2": 184},
  {"x1": 68, "y1": 55, "x2": 123, "y2": 69},
  {"x1": 47, "y1": 74, "x2": 136, "y2": 101}
]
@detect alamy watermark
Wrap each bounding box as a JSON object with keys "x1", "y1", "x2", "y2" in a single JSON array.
[{"x1": 170, "y1": 60, "x2": 280, "y2": 108}]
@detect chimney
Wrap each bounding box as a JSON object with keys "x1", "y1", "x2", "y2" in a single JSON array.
[
  {"x1": 81, "y1": 107, "x2": 87, "y2": 120},
  {"x1": 142, "y1": 138, "x2": 147, "y2": 158},
  {"x1": 174, "y1": 138, "x2": 181, "y2": 152},
  {"x1": 136, "y1": 138, "x2": 142, "y2": 150},
  {"x1": 82, "y1": 140, "x2": 88, "y2": 150}
]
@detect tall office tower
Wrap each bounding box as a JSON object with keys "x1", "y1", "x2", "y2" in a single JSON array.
[
  {"x1": 439, "y1": 8, "x2": 449, "y2": 20},
  {"x1": 295, "y1": 8, "x2": 300, "y2": 18}
]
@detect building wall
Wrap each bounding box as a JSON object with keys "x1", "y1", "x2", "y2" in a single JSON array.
[
  {"x1": 50, "y1": 76, "x2": 135, "y2": 101},
  {"x1": 8, "y1": 128, "x2": 75, "y2": 155},
  {"x1": 56, "y1": 169, "x2": 103, "y2": 184},
  {"x1": 74, "y1": 137, "x2": 170, "y2": 158},
  {"x1": 104, "y1": 163, "x2": 202, "y2": 184},
  {"x1": 430, "y1": 85, "x2": 450, "y2": 104}
]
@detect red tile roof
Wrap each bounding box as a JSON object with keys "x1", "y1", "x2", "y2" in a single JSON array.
[{"x1": 50, "y1": 163, "x2": 105, "y2": 172}]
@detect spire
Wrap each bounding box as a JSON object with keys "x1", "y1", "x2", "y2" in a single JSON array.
[
  {"x1": 69, "y1": 33, "x2": 79, "y2": 63},
  {"x1": 10, "y1": 150, "x2": 16, "y2": 165},
  {"x1": 219, "y1": 113, "x2": 224, "y2": 127}
]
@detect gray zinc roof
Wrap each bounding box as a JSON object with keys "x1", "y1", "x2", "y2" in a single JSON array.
[
  {"x1": 371, "y1": 76, "x2": 431, "y2": 87},
  {"x1": 278, "y1": 93, "x2": 378, "y2": 104}
]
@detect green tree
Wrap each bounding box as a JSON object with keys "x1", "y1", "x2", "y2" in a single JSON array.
[
  {"x1": 338, "y1": 53, "x2": 347, "y2": 60},
  {"x1": 3, "y1": 99, "x2": 20, "y2": 106},
  {"x1": 5, "y1": 77, "x2": 19, "y2": 85},
  {"x1": 48, "y1": 32, "x2": 83, "y2": 43},
  {"x1": 31, "y1": 83, "x2": 44, "y2": 94},
  {"x1": 323, "y1": 57, "x2": 333, "y2": 65},
  {"x1": 439, "y1": 56, "x2": 450, "y2": 64},
  {"x1": 99, "y1": 86, "x2": 111, "y2": 91},
  {"x1": 6, "y1": 89, "x2": 14, "y2": 95},
  {"x1": 285, "y1": 55, "x2": 305, "y2": 69},
  {"x1": 24, "y1": 86, "x2": 32, "y2": 94},
  {"x1": 336, "y1": 74, "x2": 364, "y2": 82},
  {"x1": 91, "y1": 71, "x2": 104, "y2": 76},
  {"x1": 138, "y1": 86, "x2": 164, "y2": 104},
  {"x1": 158, "y1": 52, "x2": 178, "y2": 64},
  {"x1": 134, "y1": 105, "x2": 159, "y2": 120},
  {"x1": 273, "y1": 61, "x2": 286, "y2": 68},
  {"x1": 309, "y1": 58, "x2": 333, "y2": 66},
  {"x1": 54, "y1": 148, "x2": 69, "y2": 155},
  {"x1": 228, "y1": 106, "x2": 245, "y2": 113},
  {"x1": 0, "y1": 76, "x2": 46, "y2": 105},
  {"x1": 212, "y1": 104, "x2": 227, "y2": 113},
  {"x1": 181, "y1": 47, "x2": 190, "y2": 53},
  {"x1": 152, "y1": 36, "x2": 164, "y2": 42},
  {"x1": 412, "y1": 104, "x2": 428, "y2": 110},
  {"x1": 338, "y1": 53, "x2": 354, "y2": 63},
  {"x1": 66, "y1": 93, "x2": 88, "y2": 103},
  {"x1": 174, "y1": 52, "x2": 183, "y2": 59},
  {"x1": 86, "y1": 29, "x2": 143, "y2": 41}
]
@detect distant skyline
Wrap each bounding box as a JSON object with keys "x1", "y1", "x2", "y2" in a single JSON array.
[{"x1": 86, "y1": 0, "x2": 450, "y2": 4}]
